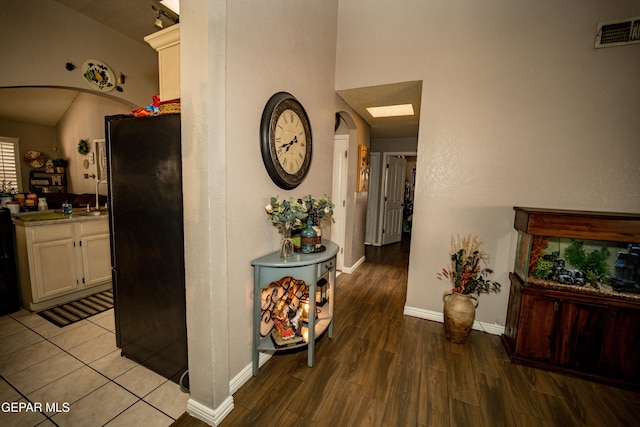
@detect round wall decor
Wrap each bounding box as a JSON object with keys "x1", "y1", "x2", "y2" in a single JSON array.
[{"x1": 81, "y1": 59, "x2": 116, "y2": 92}]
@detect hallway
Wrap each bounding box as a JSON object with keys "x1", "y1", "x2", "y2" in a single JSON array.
[{"x1": 212, "y1": 239, "x2": 640, "y2": 427}]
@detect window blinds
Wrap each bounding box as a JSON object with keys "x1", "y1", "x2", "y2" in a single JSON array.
[{"x1": 0, "y1": 139, "x2": 19, "y2": 191}]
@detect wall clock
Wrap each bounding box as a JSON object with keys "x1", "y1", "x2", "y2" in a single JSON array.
[{"x1": 260, "y1": 92, "x2": 312, "y2": 190}]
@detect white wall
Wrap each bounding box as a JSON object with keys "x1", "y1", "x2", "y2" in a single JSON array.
[
  {"x1": 0, "y1": 0, "x2": 158, "y2": 107},
  {"x1": 181, "y1": 0, "x2": 340, "y2": 419},
  {"x1": 336, "y1": 0, "x2": 640, "y2": 326}
]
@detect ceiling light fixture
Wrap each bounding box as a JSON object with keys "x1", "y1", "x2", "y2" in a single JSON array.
[
  {"x1": 154, "y1": 11, "x2": 163, "y2": 28},
  {"x1": 366, "y1": 104, "x2": 414, "y2": 118}
]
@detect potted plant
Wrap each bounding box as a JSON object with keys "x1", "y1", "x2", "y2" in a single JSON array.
[
  {"x1": 265, "y1": 196, "x2": 308, "y2": 258},
  {"x1": 1, "y1": 180, "x2": 16, "y2": 207},
  {"x1": 53, "y1": 158, "x2": 68, "y2": 173},
  {"x1": 437, "y1": 234, "x2": 501, "y2": 343}
]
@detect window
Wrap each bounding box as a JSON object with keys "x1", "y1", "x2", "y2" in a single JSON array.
[{"x1": 0, "y1": 137, "x2": 21, "y2": 193}]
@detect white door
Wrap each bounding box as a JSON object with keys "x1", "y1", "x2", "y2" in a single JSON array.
[
  {"x1": 332, "y1": 135, "x2": 348, "y2": 270},
  {"x1": 382, "y1": 156, "x2": 406, "y2": 245}
]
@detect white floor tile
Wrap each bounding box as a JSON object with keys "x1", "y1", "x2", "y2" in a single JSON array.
[
  {"x1": 27, "y1": 366, "x2": 110, "y2": 414},
  {"x1": 50, "y1": 382, "x2": 138, "y2": 427},
  {"x1": 104, "y1": 400, "x2": 173, "y2": 426},
  {"x1": 114, "y1": 364, "x2": 167, "y2": 398},
  {"x1": 145, "y1": 380, "x2": 190, "y2": 419},
  {"x1": 89, "y1": 349, "x2": 138, "y2": 380},
  {"x1": 66, "y1": 331, "x2": 117, "y2": 364},
  {"x1": 0, "y1": 340, "x2": 62, "y2": 377}
]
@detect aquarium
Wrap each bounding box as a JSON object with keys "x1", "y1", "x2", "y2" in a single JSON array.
[
  {"x1": 512, "y1": 207, "x2": 640, "y2": 296},
  {"x1": 515, "y1": 233, "x2": 640, "y2": 293}
]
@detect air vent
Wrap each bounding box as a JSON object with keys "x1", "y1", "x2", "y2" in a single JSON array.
[{"x1": 595, "y1": 16, "x2": 640, "y2": 48}]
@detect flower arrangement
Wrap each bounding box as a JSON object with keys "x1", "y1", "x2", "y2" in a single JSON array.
[
  {"x1": 265, "y1": 196, "x2": 308, "y2": 233},
  {"x1": 437, "y1": 234, "x2": 501, "y2": 295},
  {"x1": 1, "y1": 180, "x2": 16, "y2": 197},
  {"x1": 302, "y1": 194, "x2": 335, "y2": 223}
]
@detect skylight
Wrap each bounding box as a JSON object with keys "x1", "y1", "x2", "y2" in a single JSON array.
[{"x1": 366, "y1": 104, "x2": 414, "y2": 118}]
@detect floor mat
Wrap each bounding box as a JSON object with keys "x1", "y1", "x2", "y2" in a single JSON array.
[{"x1": 37, "y1": 290, "x2": 113, "y2": 327}]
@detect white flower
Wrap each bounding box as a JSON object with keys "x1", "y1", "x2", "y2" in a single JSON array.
[{"x1": 265, "y1": 204, "x2": 273, "y2": 214}]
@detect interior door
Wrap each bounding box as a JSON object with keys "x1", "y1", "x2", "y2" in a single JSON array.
[
  {"x1": 382, "y1": 156, "x2": 406, "y2": 245},
  {"x1": 332, "y1": 135, "x2": 348, "y2": 270}
]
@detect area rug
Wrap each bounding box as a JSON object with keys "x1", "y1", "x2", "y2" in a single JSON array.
[{"x1": 37, "y1": 290, "x2": 113, "y2": 327}]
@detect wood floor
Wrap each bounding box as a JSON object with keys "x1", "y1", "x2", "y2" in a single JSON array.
[{"x1": 175, "y1": 236, "x2": 640, "y2": 427}]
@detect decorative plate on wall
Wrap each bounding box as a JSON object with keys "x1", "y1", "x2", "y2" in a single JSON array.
[
  {"x1": 24, "y1": 150, "x2": 46, "y2": 169},
  {"x1": 81, "y1": 59, "x2": 115, "y2": 92}
]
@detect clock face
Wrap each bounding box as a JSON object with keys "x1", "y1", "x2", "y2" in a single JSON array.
[
  {"x1": 260, "y1": 93, "x2": 312, "y2": 189},
  {"x1": 275, "y1": 109, "x2": 307, "y2": 174}
]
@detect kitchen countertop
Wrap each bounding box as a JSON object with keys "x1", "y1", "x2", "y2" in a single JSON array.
[{"x1": 12, "y1": 209, "x2": 109, "y2": 227}]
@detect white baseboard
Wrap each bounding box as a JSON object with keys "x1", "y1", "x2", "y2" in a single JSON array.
[
  {"x1": 403, "y1": 305, "x2": 505, "y2": 336},
  {"x1": 340, "y1": 255, "x2": 365, "y2": 274},
  {"x1": 187, "y1": 395, "x2": 234, "y2": 427},
  {"x1": 229, "y1": 351, "x2": 272, "y2": 394}
]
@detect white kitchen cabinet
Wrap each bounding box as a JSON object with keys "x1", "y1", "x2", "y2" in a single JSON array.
[
  {"x1": 14, "y1": 217, "x2": 112, "y2": 311},
  {"x1": 144, "y1": 24, "x2": 180, "y2": 102}
]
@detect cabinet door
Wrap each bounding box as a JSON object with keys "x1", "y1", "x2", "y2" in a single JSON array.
[
  {"x1": 553, "y1": 300, "x2": 608, "y2": 373},
  {"x1": 515, "y1": 293, "x2": 557, "y2": 361},
  {"x1": 598, "y1": 307, "x2": 640, "y2": 382},
  {"x1": 31, "y1": 238, "x2": 78, "y2": 302},
  {"x1": 80, "y1": 233, "x2": 112, "y2": 287}
]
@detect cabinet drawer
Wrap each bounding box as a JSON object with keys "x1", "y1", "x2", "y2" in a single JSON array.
[
  {"x1": 29, "y1": 224, "x2": 74, "y2": 243},
  {"x1": 319, "y1": 258, "x2": 335, "y2": 278},
  {"x1": 78, "y1": 220, "x2": 109, "y2": 236}
]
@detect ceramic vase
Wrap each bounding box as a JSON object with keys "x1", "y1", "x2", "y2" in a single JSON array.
[{"x1": 442, "y1": 290, "x2": 478, "y2": 343}]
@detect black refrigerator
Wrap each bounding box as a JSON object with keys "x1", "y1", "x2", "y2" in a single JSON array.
[
  {"x1": 105, "y1": 114, "x2": 188, "y2": 386},
  {"x1": 0, "y1": 207, "x2": 20, "y2": 316}
]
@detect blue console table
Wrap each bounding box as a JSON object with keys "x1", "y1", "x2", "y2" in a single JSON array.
[{"x1": 251, "y1": 240, "x2": 339, "y2": 375}]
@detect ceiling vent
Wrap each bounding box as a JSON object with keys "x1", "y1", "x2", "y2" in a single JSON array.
[{"x1": 595, "y1": 16, "x2": 640, "y2": 48}]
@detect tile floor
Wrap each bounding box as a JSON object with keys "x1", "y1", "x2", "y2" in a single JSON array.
[{"x1": 0, "y1": 308, "x2": 190, "y2": 427}]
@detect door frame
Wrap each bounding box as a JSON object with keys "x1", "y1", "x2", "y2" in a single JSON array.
[{"x1": 332, "y1": 134, "x2": 348, "y2": 271}]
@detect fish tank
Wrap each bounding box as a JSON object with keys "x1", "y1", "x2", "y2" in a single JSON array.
[{"x1": 513, "y1": 207, "x2": 640, "y2": 297}]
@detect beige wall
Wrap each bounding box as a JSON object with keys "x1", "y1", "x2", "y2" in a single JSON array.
[
  {"x1": 181, "y1": 0, "x2": 341, "y2": 415},
  {"x1": 336, "y1": 0, "x2": 640, "y2": 326},
  {"x1": 0, "y1": 0, "x2": 158, "y2": 107},
  {"x1": 56, "y1": 92, "x2": 130, "y2": 194}
]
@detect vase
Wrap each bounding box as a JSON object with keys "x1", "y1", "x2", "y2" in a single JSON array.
[
  {"x1": 0, "y1": 196, "x2": 12, "y2": 208},
  {"x1": 300, "y1": 218, "x2": 317, "y2": 253},
  {"x1": 442, "y1": 290, "x2": 478, "y2": 343},
  {"x1": 280, "y1": 229, "x2": 295, "y2": 259}
]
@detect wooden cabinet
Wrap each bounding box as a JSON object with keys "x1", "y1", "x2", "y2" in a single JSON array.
[
  {"x1": 251, "y1": 241, "x2": 339, "y2": 375},
  {"x1": 14, "y1": 218, "x2": 112, "y2": 311},
  {"x1": 503, "y1": 207, "x2": 640, "y2": 389}
]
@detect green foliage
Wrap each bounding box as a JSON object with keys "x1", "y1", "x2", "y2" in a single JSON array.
[
  {"x1": 533, "y1": 259, "x2": 553, "y2": 279},
  {"x1": 564, "y1": 240, "x2": 610, "y2": 281},
  {"x1": 265, "y1": 196, "x2": 308, "y2": 232}
]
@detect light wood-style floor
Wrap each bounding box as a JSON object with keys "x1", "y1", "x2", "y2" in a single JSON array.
[{"x1": 175, "y1": 236, "x2": 640, "y2": 427}]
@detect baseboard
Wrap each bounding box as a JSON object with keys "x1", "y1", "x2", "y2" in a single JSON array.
[
  {"x1": 340, "y1": 255, "x2": 365, "y2": 274},
  {"x1": 187, "y1": 395, "x2": 234, "y2": 427},
  {"x1": 229, "y1": 351, "x2": 272, "y2": 394},
  {"x1": 403, "y1": 305, "x2": 505, "y2": 336}
]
